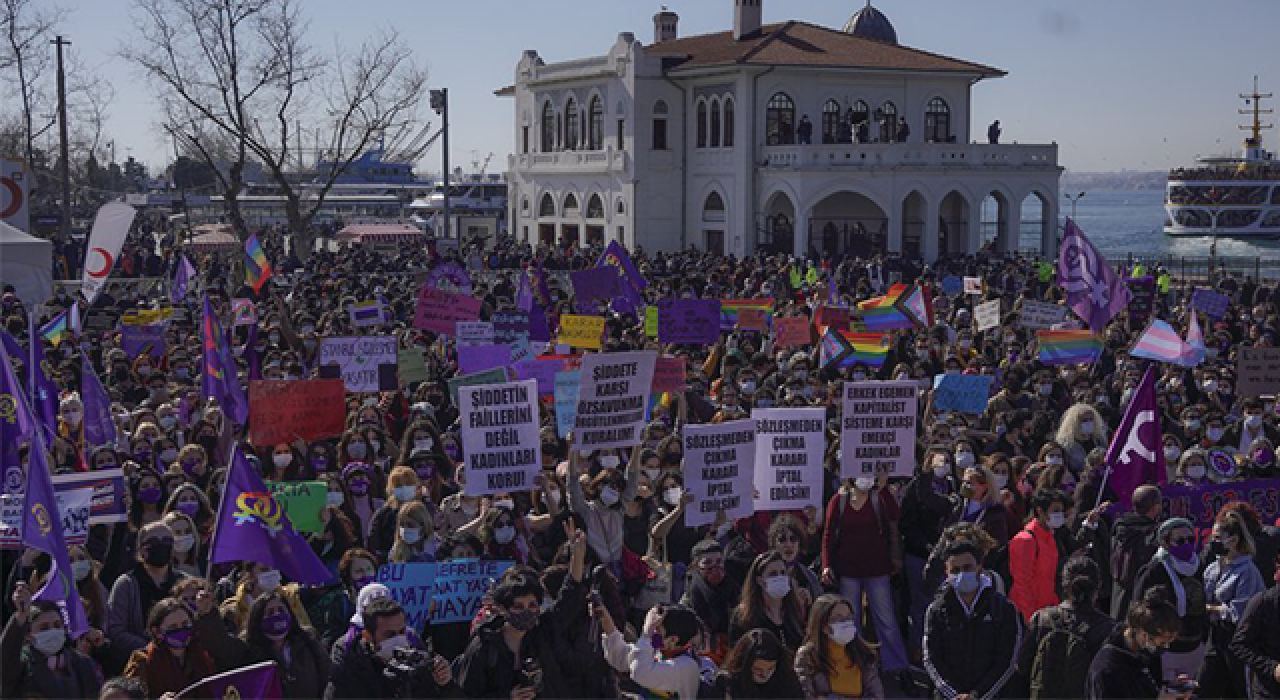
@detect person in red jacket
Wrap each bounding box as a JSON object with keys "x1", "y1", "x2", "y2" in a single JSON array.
[{"x1": 1009, "y1": 488, "x2": 1070, "y2": 621}]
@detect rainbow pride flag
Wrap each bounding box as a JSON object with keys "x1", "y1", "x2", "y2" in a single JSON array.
[
  {"x1": 857, "y1": 284, "x2": 916, "y2": 331},
  {"x1": 719, "y1": 299, "x2": 773, "y2": 331},
  {"x1": 40, "y1": 308, "x2": 70, "y2": 345},
  {"x1": 1037, "y1": 330, "x2": 1103, "y2": 366},
  {"x1": 842, "y1": 331, "x2": 890, "y2": 368},
  {"x1": 244, "y1": 234, "x2": 273, "y2": 293},
  {"x1": 820, "y1": 328, "x2": 853, "y2": 368}
]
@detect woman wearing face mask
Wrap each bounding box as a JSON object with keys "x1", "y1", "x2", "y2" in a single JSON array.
[
  {"x1": 153, "y1": 436, "x2": 181, "y2": 472},
  {"x1": 308, "y1": 441, "x2": 339, "y2": 476},
  {"x1": 305, "y1": 547, "x2": 379, "y2": 653},
  {"x1": 1054, "y1": 403, "x2": 1109, "y2": 473},
  {"x1": 567, "y1": 446, "x2": 640, "y2": 569},
  {"x1": 189, "y1": 419, "x2": 223, "y2": 465},
  {"x1": 219, "y1": 560, "x2": 315, "y2": 633},
  {"x1": 899, "y1": 448, "x2": 958, "y2": 655},
  {"x1": 337, "y1": 432, "x2": 374, "y2": 469},
  {"x1": 57, "y1": 393, "x2": 86, "y2": 454},
  {"x1": 1198, "y1": 510, "x2": 1266, "y2": 698},
  {"x1": 68, "y1": 544, "x2": 110, "y2": 632},
  {"x1": 367, "y1": 466, "x2": 422, "y2": 562},
  {"x1": 163, "y1": 483, "x2": 214, "y2": 540},
  {"x1": 1008, "y1": 488, "x2": 1074, "y2": 622},
  {"x1": 476, "y1": 505, "x2": 531, "y2": 564},
  {"x1": 1086, "y1": 588, "x2": 1185, "y2": 700},
  {"x1": 795, "y1": 593, "x2": 884, "y2": 699},
  {"x1": 1, "y1": 590, "x2": 101, "y2": 698},
  {"x1": 1245, "y1": 436, "x2": 1278, "y2": 479},
  {"x1": 440, "y1": 465, "x2": 484, "y2": 532},
  {"x1": 1173, "y1": 449, "x2": 1210, "y2": 486},
  {"x1": 107, "y1": 521, "x2": 184, "y2": 655},
  {"x1": 122, "y1": 597, "x2": 219, "y2": 696},
  {"x1": 240, "y1": 592, "x2": 332, "y2": 698},
  {"x1": 263, "y1": 442, "x2": 308, "y2": 482},
  {"x1": 945, "y1": 465, "x2": 1010, "y2": 546},
  {"x1": 162, "y1": 512, "x2": 203, "y2": 578},
  {"x1": 174, "y1": 444, "x2": 210, "y2": 490},
  {"x1": 397, "y1": 420, "x2": 447, "y2": 465},
  {"x1": 388, "y1": 501, "x2": 438, "y2": 564},
  {"x1": 128, "y1": 472, "x2": 168, "y2": 530},
  {"x1": 341, "y1": 462, "x2": 381, "y2": 542},
  {"x1": 768, "y1": 515, "x2": 822, "y2": 605},
  {"x1": 706, "y1": 628, "x2": 806, "y2": 699},
  {"x1": 730, "y1": 551, "x2": 808, "y2": 651},
  {"x1": 1132, "y1": 518, "x2": 1210, "y2": 685}
]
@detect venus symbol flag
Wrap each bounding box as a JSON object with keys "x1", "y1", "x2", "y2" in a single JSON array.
[
  {"x1": 1057, "y1": 218, "x2": 1130, "y2": 333},
  {"x1": 1102, "y1": 365, "x2": 1166, "y2": 508}
]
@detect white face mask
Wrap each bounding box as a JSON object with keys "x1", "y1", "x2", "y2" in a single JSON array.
[
  {"x1": 415, "y1": 438, "x2": 434, "y2": 451},
  {"x1": 31, "y1": 627, "x2": 66, "y2": 656},
  {"x1": 1186, "y1": 464, "x2": 1207, "y2": 481},
  {"x1": 763, "y1": 574, "x2": 791, "y2": 599},
  {"x1": 493, "y1": 498, "x2": 515, "y2": 512},
  {"x1": 1047, "y1": 512, "x2": 1067, "y2": 529},
  {"x1": 600, "y1": 485, "x2": 620, "y2": 506},
  {"x1": 399, "y1": 527, "x2": 422, "y2": 545},
  {"x1": 896, "y1": 372, "x2": 910, "y2": 381},
  {"x1": 160, "y1": 449, "x2": 179, "y2": 463},
  {"x1": 1163, "y1": 446, "x2": 1181, "y2": 461},
  {"x1": 257, "y1": 569, "x2": 281, "y2": 592},
  {"x1": 174, "y1": 534, "x2": 196, "y2": 553},
  {"x1": 72, "y1": 560, "x2": 92, "y2": 581},
  {"x1": 1207, "y1": 427, "x2": 1224, "y2": 442},
  {"x1": 377, "y1": 634, "x2": 409, "y2": 661},
  {"x1": 829, "y1": 620, "x2": 858, "y2": 645},
  {"x1": 664, "y1": 487, "x2": 683, "y2": 506},
  {"x1": 932, "y1": 463, "x2": 951, "y2": 478},
  {"x1": 394, "y1": 485, "x2": 418, "y2": 502},
  {"x1": 327, "y1": 491, "x2": 345, "y2": 507},
  {"x1": 599, "y1": 455, "x2": 620, "y2": 469},
  {"x1": 955, "y1": 451, "x2": 975, "y2": 468},
  {"x1": 1046, "y1": 455, "x2": 1064, "y2": 466},
  {"x1": 991, "y1": 474, "x2": 1009, "y2": 491},
  {"x1": 63, "y1": 411, "x2": 83, "y2": 425},
  {"x1": 494, "y1": 525, "x2": 516, "y2": 544},
  {"x1": 273, "y1": 453, "x2": 292, "y2": 468},
  {"x1": 1080, "y1": 421, "x2": 1094, "y2": 436},
  {"x1": 854, "y1": 477, "x2": 875, "y2": 492}
]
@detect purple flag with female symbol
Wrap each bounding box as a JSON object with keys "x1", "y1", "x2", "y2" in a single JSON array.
[
  {"x1": 1057, "y1": 218, "x2": 1131, "y2": 333},
  {"x1": 171, "y1": 254, "x2": 196, "y2": 303},
  {"x1": 80, "y1": 349, "x2": 117, "y2": 447},
  {"x1": 1103, "y1": 365, "x2": 1166, "y2": 508}
]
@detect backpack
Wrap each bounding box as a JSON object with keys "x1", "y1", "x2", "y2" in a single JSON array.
[{"x1": 1028, "y1": 608, "x2": 1094, "y2": 700}]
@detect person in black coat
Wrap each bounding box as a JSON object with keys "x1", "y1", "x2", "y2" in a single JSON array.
[
  {"x1": 0, "y1": 594, "x2": 102, "y2": 699},
  {"x1": 1087, "y1": 588, "x2": 1189, "y2": 700},
  {"x1": 324, "y1": 597, "x2": 461, "y2": 699},
  {"x1": 1230, "y1": 584, "x2": 1280, "y2": 699}
]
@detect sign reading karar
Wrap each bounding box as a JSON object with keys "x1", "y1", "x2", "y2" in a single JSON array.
[
  {"x1": 840, "y1": 380, "x2": 918, "y2": 478},
  {"x1": 318, "y1": 336, "x2": 398, "y2": 392},
  {"x1": 751, "y1": 407, "x2": 825, "y2": 514},
  {"x1": 683, "y1": 419, "x2": 756, "y2": 527},
  {"x1": 573, "y1": 351, "x2": 657, "y2": 449},
  {"x1": 459, "y1": 379, "x2": 541, "y2": 495}
]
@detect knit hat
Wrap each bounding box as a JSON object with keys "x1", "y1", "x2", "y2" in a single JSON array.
[
  {"x1": 349, "y1": 583, "x2": 391, "y2": 625},
  {"x1": 1156, "y1": 517, "x2": 1195, "y2": 541}
]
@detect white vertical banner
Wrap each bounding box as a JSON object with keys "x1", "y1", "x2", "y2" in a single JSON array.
[
  {"x1": 1, "y1": 158, "x2": 29, "y2": 232},
  {"x1": 459, "y1": 379, "x2": 541, "y2": 495},
  {"x1": 840, "y1": 380, "x2": 919, "y2": 479},
  {"x1": 683, "y1": 419, "x2": 756, "y2": 527},
  {"x1": 573, "y1": 350, "x2": 657, "y2": 449},
  {"x1": 80, "y1": 202, "x2": 138, "y2": 306},
  {"x1": 751, "y1": 407, "x2": 825, "y2": 514}
]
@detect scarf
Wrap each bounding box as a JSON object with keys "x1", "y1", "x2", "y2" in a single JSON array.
[{"x1": 1154, "y1": 547, "x2": 1198, "y2": 616}]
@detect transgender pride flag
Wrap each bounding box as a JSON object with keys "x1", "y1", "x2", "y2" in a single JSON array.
[{"x1": 1131, "y1": 319, "x2": 1196, "y2": 367}]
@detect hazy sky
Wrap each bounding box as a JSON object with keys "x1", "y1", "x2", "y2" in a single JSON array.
[{"x1": 46, "y1": 0, "x2": 1280, "y2": 175}]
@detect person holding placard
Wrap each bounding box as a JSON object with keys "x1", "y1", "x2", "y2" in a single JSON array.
[{"x1": 567, "y1": 444, "x2": 641, "y2": 570}]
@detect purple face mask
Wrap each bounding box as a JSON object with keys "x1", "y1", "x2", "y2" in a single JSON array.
[
  {"x1": 1253, "y1": 449, "x2": 1274, "y2": 466},
  {"x1": 312, "y1": 456, "x2": 329, "y2": 472},
  {"x1": 162, "y1": 627, "x2": 193, "y2": 649},
  {"x1": 1170, "y1": 541, "x2": 1197, "y2": 562},
  {"x1": 175, "y1": 501, "x2": 200, "y2": 516},
  {"x1": 138, "y1": 487, "x2": 162, "y2": 504},
  {"x1": 263, "y1": 611, "x2": 292, "y2": 637}
]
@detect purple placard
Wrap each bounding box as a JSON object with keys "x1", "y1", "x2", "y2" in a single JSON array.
[
  {"x1": 513, "y1": 358, "x2": 564, "y2": 396},
  {"x1": 1125, "y1": 277, "x2": 1156, "y2": 321},
  {"x1": 571, "y1": 267, "x2": 620, "y2": 304},
  {"x1": 492, "y1": 311, "x2": 530, "y2": 345},
  {"x1": 658, "y1": 299, "x2": 721, "y2": 345},
  {"x1": 1160, "y1": 478, "x2": 1279, "y2": 529},
  {"x1": 1191, "y1": 289, "x2": 1229, "y2": 320},
  {"x1": 121, "y1": 324, "x2": 167, "y2": 360},
  {"x1": 457, "y1": 344, "x2": 510, "y2": 375}
]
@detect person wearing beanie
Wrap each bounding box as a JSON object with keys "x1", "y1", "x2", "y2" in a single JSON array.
[{"x1": 1132, "y1": 517, "x2": 1209, "y2": 685}]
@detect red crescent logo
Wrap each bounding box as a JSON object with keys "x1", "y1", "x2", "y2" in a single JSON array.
[
  {"x1": 0, "y1": 177, "x2": 21, "y2": 218},
  {"x1": 86, "y1": 248, "x2": 114, "y2": 278}
]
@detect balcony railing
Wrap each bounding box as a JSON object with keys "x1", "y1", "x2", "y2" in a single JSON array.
[
  {"x1": 762, "y1": 142, "x2": 1058, "y2": 169},
  {"x1": 510, "y1": 147, "x2": 628, "y2": 173}
]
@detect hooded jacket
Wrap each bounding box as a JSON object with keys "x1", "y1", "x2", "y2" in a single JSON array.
[
  {"x1": 1086, "y1": 626, "x2": 1162, "y2": 700},
  {"x1": 1109, "y1": 513, "x2": 1159, "y2": 618}
]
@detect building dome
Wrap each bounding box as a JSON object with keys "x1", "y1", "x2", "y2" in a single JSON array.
[{"x1": 843, "y1": 2, "x2": 898, "y2": 45}]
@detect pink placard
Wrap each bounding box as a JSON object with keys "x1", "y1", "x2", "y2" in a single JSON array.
[{"x1": 413, "y1": 286, "x2": 482, "y2": 334}]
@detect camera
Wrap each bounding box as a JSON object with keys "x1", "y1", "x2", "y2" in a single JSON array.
[
  {"x1": 520, "y1": 658, "x2": 544, "y2": 695},
  {"x1": 384, "y1": 645, "x2": 436, "y2": 683}
]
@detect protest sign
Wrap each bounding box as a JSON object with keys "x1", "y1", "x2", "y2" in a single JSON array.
[
  {"x1": 1126, "y1": 277, "x2": 1156, "y2": 321},
  {"x1": 1161, "y1": 479, "x2": 1279, "y2": 529},
  {"x1": 55, "y1": 469, "x2": 126, "y2": 525},
  {"x1": 1191, "y1": 289, "x2": 1229, "y2": 320},
  {"x1": 447, "y1": 367, "x2": 509, "y2": 404},
  {"x1": 571, "y1": 267, "x2": 620, "y2": 305},
  {"x1": 413, "y1": 286, "x2": 482, "y2": 335},
  {"x1": 644, "y1": 306, "x2": 658, "y2": 338},
  {"x1": 398, "y1": 347, "x2": 431, "y2": 384},
  {"x1": 559, "y1": 314, "x2": 606, "y2": 350},
  {"x1": 456, "y1": 321, "x2": 495, "y2": 348},
  {"x1": 932, "y1": 374, "x2": 994, "y2": 415},
  {"x1": 121, "y1": 323, "x2": 167, "y2": 360},
  {"x1": 737, "y1": 308, "x2": 768, "y2": 332},
  {"x1": 348, "y1": 300, "x2": 385, "y2": 327},
  {"x1": 652, "y1": 356, "x2": 686, "y2": 393},
  {"x1": 317, "y1": 336, "x2": 398, "y2": 393},
  {"x1": 230, "y1": 299, "x2": 256, "y2": 327},
  {"x1": 573, "y1": 350, "x2": 657, "y2": 449},
  {"x1": 1019, "y1": 300, "x2": 1069, "y2": 329},
  {"x1": 459, "y1": 379, "x2": 541, "y2": 495},
  {"x1": 431, "y1": 558, "x2": 515, "y2": 624},
  {"x1": 773, "y1": 317, "x2": 812, "y2": 348},
  {"x1": 492, "y1": 311, "x2": 530, "y2": 345},
  {"x1": 964, "y1": 277, "x2": 983, "y2": 295},
  {"x1": 248, "y1": 380, "x2": 347, "y2": 446},
  {"x1": 1237, "y1": 346, "x2": 1280, "y2": 397},
  {"x1": 376, "y1": 562, "x2": 436, "y2": 631},
  {"x1": 264, "y1": 481, "x2": 327, "y2": 533},
  {"x1": 1, "y1": 487, "x2": 92, "y2": 548},
  {"x1": 424, "y1": 261, "x2": 473, "y2": 295},
  {"x1": 840, "y1": 380, "x2": 918, "y2": 478},
  {"x1": 458, "y1": 344, "x2": 511, "y2": 375},
  {"x1": 554, "y1": 370, "x2": 581, "y2": 439},
  {"x1": 813, "y1": 305, "x2": 850, "y2": 333},
  {"x1": 683, "y1": 419, "x2": 756, "y2": 527},
  {"x1": 120, "y1": 307, "x2": 174, "y2": 326},
  {"x1": 751, "y1": 407, "x2": 824, "y2": 514},
  {"x1": 513, "y1": 358, "x2": 563, "y2": 396},
  {"x1": 658, "y1": 299, "x2": 720, "y2": 345},
  {"x1": 974, "y1": 299, "x2": 1001, "y2": 332},
  {"x1": 940, "y1": 275, "x2": 964, "y2": 296}
]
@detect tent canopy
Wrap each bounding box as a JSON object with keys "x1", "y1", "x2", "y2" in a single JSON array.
[
  {"x1": 334, "y1": 223, "x2": 423, "y2": 244},
  {"x1": 0, "y1": 220, "x2": 53, "y2": 305},
  {"x1": 186, "y1": 230, "x2": 239, "y2": 251}
]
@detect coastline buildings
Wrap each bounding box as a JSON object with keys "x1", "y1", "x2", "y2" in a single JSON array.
[{"x1": 500, "y1": 0, "x2": 1062, "y2": 260}]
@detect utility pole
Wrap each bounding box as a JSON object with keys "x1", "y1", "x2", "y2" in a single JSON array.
[
  {"x1": 430, "y1": 88, "x2": 450, "y2": 242},
  {"x1": 52, "y1": 35, "x2": 72, "y2": 238}
]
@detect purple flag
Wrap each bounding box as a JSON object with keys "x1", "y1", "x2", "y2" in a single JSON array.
[
  {"x1": 1057, "y1": 218, "x2": 1131, "y2": 333},
  {"x1": 571, "y1": 267, "x2": 619, "y2": 305},
  {"x1": 171, "y1": 255, "x2": 196, "y2": 304},
  {"x1": 176, "y1": 660, "x2": 281, "y2": 699},
  {"x1": 1, "y1": 340, "x2": 90, "y2": 636},
  {"x1": 209, "y1": 447, "x2": 334, "y2": 584},
  {"x1": 828, "y1": 274, "x2": 838, "y2": 305},
  {"x1": 201, "y1": 296, "x2": 249, "y2": 425},
  {"x1": 530, "y1": 264, "x2": 552, "y2": 308},
  {"x1": 515, "y1": 272, "x2": 533, "y2": 312},
  {"x1": 80, "y1": 349, "x2": 118, "y2": 448},
  {"x1": 1, "y1": 333, "x2": 35, "y2": 493},
  {"x1": 28, "y1": 317, "x2": 59, "y2": 439},
  {"x1": 597, "y1": 241, "x2": 645, "y2": 308},
  {"x1": 1102, "y1": 365, "x2": 1166, "y2": 508},
  {"x1": 528, "y1": 301, "x2": 551, "y2": 343}
]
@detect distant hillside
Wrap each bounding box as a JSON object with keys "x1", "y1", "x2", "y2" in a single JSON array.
[{"x1": 1062, "y1": 171, "x2": 1166, "y2": 191}]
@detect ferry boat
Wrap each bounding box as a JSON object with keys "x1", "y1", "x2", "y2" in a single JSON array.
[
  {"x1": 407, "y1": 172, "x2": 508, "y2": 230},
  {"x1": 1165, "y1": 77, "x2": 1280, "y2": 239}
]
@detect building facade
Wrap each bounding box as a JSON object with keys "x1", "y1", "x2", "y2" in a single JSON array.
[{"x1": 500, "y1": 0, "x2": 1062, "y2": 261}]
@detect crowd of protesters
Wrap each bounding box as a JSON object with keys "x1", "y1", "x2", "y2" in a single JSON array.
[{"x1": 3, "y1": 225, "x2": 1280, "y2": 700}]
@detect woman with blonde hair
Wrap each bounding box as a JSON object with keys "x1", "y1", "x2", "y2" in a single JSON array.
[
  {"x1": 366, "y1": 465, "x2": 421, "y2": 561},
  {"x1": 1200, "y1": 509, "x2": 1266, "y2": 697},
  {"x1": 945, "y1": 464, "x2": 1009, "y2": 546},
  {"x1": 1054, "y1": 402, "x2": 1109, "y2": 472},
  {"x1": 388, "y1": 500, "x2": 437, "y2": 563},
  {"x1": 161, "y1": 511, "x2": 202, "y2": 577},
  {"x1": 795, "y1": 593, "x2": 885, "y2": 699}
]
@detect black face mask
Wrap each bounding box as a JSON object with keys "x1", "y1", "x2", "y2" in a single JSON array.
[{"x1": 144, "y1": 541, "x2": 174, "y2": 567}]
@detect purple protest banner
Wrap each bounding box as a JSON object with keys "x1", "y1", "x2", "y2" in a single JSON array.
[
  {"x1": 1191, "y1": 289, "x2": 1229, "y2": 320},
  {"x1": 1125, "y1": 276, "x2": 1156, "y2": 322},
  {"x1": 571, "y1": 267, "x2": 620, "y2": 305},
  {"x1": 658, "y1": 299, "x2": 721, "y2": 345},
  {"x1": 121, "y1": 323, "x2": 167, "y2": 360},
  {"x1": 492, "y1": 311, "x2": 530, "y2": 345},
  {"x1": 458, "y1": 344, "x2": 511, "y2": 375},
  {"x1": 513, "y1": 357, "x2": 564, "y2": 396},
  {"x1": 1160, "y1": 478, "x2": 1280, "y2": 529}
]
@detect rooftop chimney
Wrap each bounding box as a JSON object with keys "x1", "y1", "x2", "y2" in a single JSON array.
[
  {"x1": 654, "y1": 7, "x2": 678, "y2": 43},
  {"x1": 734, "y1": 0, "x2": 762, "y2": 40}
]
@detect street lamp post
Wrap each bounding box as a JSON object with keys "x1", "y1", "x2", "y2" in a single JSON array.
[
  {"x1": 1064, "y1": 191, "x2": 1086, "y2": 220},
  {"x1": 430, "y1": 88, "x2": 450, "y2": 242}
]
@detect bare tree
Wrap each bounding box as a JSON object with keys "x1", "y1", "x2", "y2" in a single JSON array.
[
  {"x1": 0, "y1": 0, "x2": 65, "y2": 169},
  {"x1": 123, "y1": 0, "x2": 428, "y2": 257}
]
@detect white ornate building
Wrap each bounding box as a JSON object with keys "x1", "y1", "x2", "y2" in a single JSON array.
[{"x1": 499, "y1": 0, "x2": 1062, "y2": 261}]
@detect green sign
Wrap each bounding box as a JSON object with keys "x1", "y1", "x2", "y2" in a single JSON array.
[
  {"x1": 265, "y1": 480, "x2": 327, "y2": 533},
  {"x1": 645, "y1": 306, "x2": 658, "y2": 339},
  {"x1": 398, "y1": 347, "x2": 431, "y2": 385},
  {"x1": 447, "y1": 367, "x2": 508, "y2": 404}
]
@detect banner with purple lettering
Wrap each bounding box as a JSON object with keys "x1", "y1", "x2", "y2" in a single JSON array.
[{"x1": 1160, "y1": 479, "x2": 1280, "y2": 529}]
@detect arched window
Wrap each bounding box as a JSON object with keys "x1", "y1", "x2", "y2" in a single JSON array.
[
  {"x1": 521, "y1": 197, "x2": 529, "y2": 214},
  {"x1": 586, "y1": 194, "x2": 605, "y2": 220},
  {"x1": 925, "y1": 97, "x2": 951, "y2": 143},
  {"x1": 703, "y1": 192, "x2": 726, "y2": 222},
  {"x1": 766, "y1": 92, "x2": 795, "y2": 145},
  {"x1": 617, "y1": 199, "x2": 626, "y2": 215},
  {"x1": 539, "y1": 193, "x2": 556, "y2": 217},
  {"x1": 710, "y1": 98, "x2": 721, "y2": 148},
  {"x1": 563, "y1": 193, "x2": 580, "y2": 216},
  {"x1": 652, "y1": 100, "x2": 669, "y2": 150},
  {"x1": 821, "y1": 99, "x2": 842, "y2": 144},
  {"x1": 587, "y1": 96, "x2": 604, "y2": 150},
  {"x1": 723, "y1": 98, "x2": 735, "y2": 147},
  {"x1": 877, "y1": 101, "x2": 897, "y2": 143},
  {"x1": 849, "y1": 100, "x2": 870, "y2": 142},
  {"x1": 696, "y1": 99, "x2": 708, "y2": 149},
  {"x1": 541, "y1": 101, "x2": 555, "y2": 152},
  {"x1": 564, "y1": 99, "x2": 579, "y2": 150}
]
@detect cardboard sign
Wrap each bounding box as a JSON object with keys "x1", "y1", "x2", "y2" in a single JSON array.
[
  {"x1": 413, "y1": 286, "x2": 482, "y2": 335},
  {"x1": 121, "y1": 323, "x2": 167, "y2": 360},
  {"x1": 774, "y1": 317, "x2": 812, "y2": 348},
  {"x1": 231, "y1": 298, "x2": 256, "y2": 327},
  {"x1": 54, "y1": 468, "x2": 127, "y2": 525},
  {"x1": 121, "y1": 307, "x2": 173, "y2": 325},
  {"x1": 492, "y1": 312, "x2": 530, "y2": 346},
  {"x1": 652, "y1": 356, "x2": 686, "y2": 393},
  {"x1": 554, "y1": 370, "x2": 581, "y2": 439},
  {"x1": 813, "y1": 305, "x2": 850, "y2": 333},
  {"x1": 1237, "y1": 346, "x2": 1280, "y2": 398},
  {"x1": 658, "y1": 299, "x2": 720, "y2": 345},
  {"x1": 430, "y1": 558, "x2": 515, "y2": 624},
  {"x1": 348, "y1": 300, "x2": 385, "y2": 328},
  {"x1": 456, "y1": 321, "x2": 495, "y2": 348},
  {"x1": 460, "y1": 379, "x2": 541, "y2": 495},
  {"x1": 964, "y1": 277, "x2": 983, "y2": 295},
  {"x1": 248, "y1": 380, "x2": 347, "y2": 446},
  {"x1": 458, "y1": 344, "x2": 511, "y2": 375},
  {"x1": 398, "y1": 347, "x2": 431, "y2": 385},
  {"x1": 751, "y1": 407, "x2": 825, "y2": 514},
  {"x1": 447, "y1": 367, "x2": 509, "y2": 405},
  {"x1": 1126, "y1": 277, "x2": 1156, "y2": 322},
  {"x1": 644, "y1": 306, "x2": 658, "y2": 338},
  {"x1": 0, "y1": 488, "x2": 92, "y2": 549},
  {"x1": 1191, "y1": 289, "x2": 1229, "y2": 320},
  {"x1": 559, "y1": 314, "x2": 606, "y2": 350},
  {"x1": 931, "y1": 374, "x2": 994, "y2": 415},
  {"x1": 974, "y1": 299, "x2": 1001, "y2": 332},
  {"x1": 318, "y1": 336, "x2": 399, "y2": 393},
  {"x1": 375, "y1": 562, "x2": 436, "y2": 632},
  {"x1": 1161, "y1": 478, "x2": 1280, "y2": 529},
  {"x1": 513, "y1": 358, "x2": 563, "y2": 396},
  {"x1": 264, "y1": 480, "x2": 327, "y2": 533},
  {"x1": 840, "y1": 380, "x2": 918, "y2": 478},
  {"x1": 1019, "y1": 300, "x2": 1069, "y2": 330},
  {"x1": 737, "y1": 308, "x2": 768, "y2": 332},
  {"x1": 683, "y1": 419, "x2": 756, "y2": 527},
  {"x1": 573, "y1": 350, "x2": 657, "y2": 449}
]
